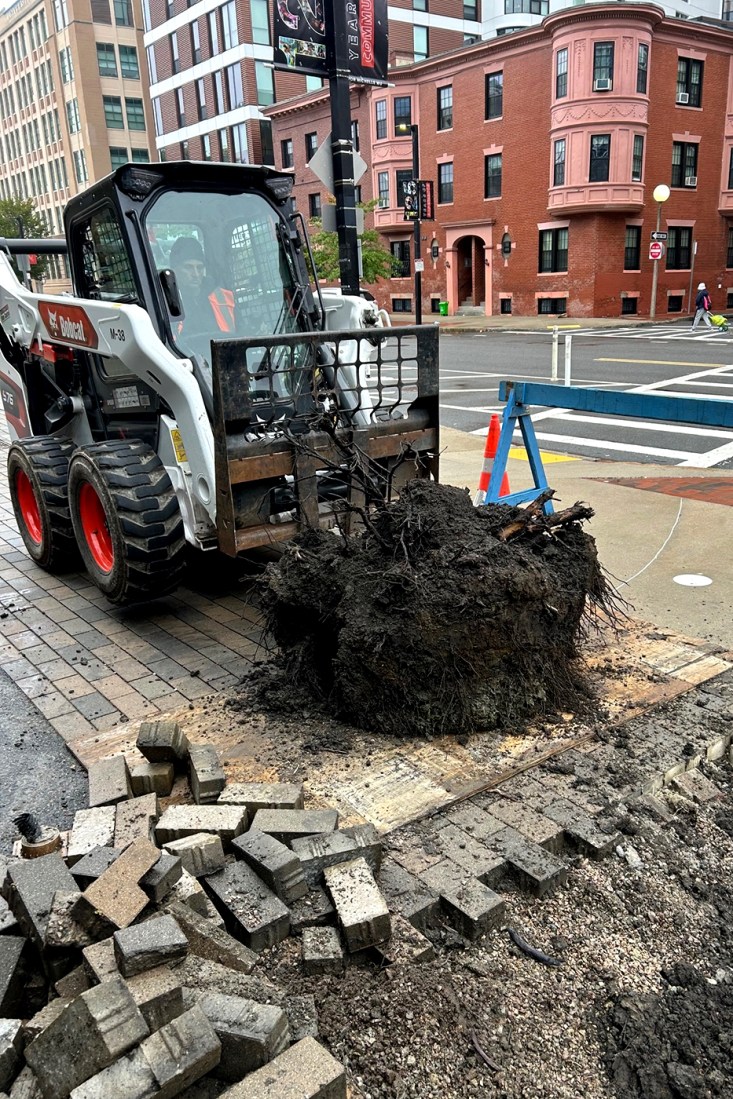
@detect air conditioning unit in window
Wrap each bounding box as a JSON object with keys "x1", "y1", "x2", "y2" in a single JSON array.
[
  {"x1": 593, "y1": 78, "x2": 612, "y2": 91},
  {"x1": 685, "y1": 175, "x2": 697, "y2": 187},
  {"x1": 676, "y1": 92, "x2": 690, "y2": 104}
]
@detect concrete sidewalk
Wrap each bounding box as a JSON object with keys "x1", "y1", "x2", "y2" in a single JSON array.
[
  {"x1": 440, "y1": 426, "x2": 733, "y2": 651},
  {"x1": 388, "y1": 312, "x2": 691, "y2": 333}
]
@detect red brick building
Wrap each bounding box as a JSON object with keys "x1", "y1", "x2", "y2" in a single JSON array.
[{"x1": 268, "y1": 4, "x2": 733, "y2": 319}]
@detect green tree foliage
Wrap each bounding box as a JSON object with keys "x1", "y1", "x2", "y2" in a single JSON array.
[
  {"x1": 0, "y1": 196, "x2": 51, "y2": 281},
  {"x1": 309, "y1": 200, "x2": 398, "y2": 286}
]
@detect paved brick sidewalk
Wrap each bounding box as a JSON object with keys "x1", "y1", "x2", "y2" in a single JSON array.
[{"x1": 0, "y1": 424, "x2": 265, "y2": 745}]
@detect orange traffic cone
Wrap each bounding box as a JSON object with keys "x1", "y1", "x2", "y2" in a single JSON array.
[{"x1": 473, "y1": 413, "x2": 510, "y2": 505}]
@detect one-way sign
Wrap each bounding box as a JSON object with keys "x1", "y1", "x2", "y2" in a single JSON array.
[{"x1": 651, "y1": 231, "x2": 668, "y2": 241}]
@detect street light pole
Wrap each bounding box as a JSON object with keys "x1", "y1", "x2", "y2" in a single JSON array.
[
  {"x1": 649, "y1": 183, "x2": 670, "y2": 321},
  {"x1": 323, "y1": 0, "x2": 359, "y2": 296},
  {"x1": 410, "y1": 125, "x2": 422, "y2": 325}
]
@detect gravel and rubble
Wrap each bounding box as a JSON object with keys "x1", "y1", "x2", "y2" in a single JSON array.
[
  {"x1": 256, "y1": 762, "x2": 733, "y2": 1099},
  {"x1": 1, "y1": 710, "x2": 732, "y2": 1098}
]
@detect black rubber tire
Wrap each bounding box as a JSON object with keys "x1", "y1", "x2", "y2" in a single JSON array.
[
  {"x1": 7, "y1": 437, "x2": 79, "y2": 571},
  {"x1": 68, "y1": 439, "x2": 186, "y2": 605}
]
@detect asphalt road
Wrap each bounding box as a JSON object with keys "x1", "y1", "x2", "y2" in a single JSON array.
[
  {"x1": 439, "y1": 322, "x2": 733, "y2": 468},
  {"x1": 0, "y1": 669, "x2": 87, "y2": 851}
]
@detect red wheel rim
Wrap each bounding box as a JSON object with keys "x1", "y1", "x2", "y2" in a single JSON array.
[
  {"x1": 78, "y1": 482, "x2": 114, "y2": 573},
  {"x1": 15, "y1": 470, "x2": 42, "y2": 546}
]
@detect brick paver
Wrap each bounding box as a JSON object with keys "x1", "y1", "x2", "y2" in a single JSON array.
[{"x1": 0, "y1": 421, "x2": 264, "y2": 740}]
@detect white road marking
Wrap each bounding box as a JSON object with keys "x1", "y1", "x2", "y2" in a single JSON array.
[
  {"x1": 550, "y1": 412, "x2": 733, "y2": 439},
  {"x1": 673, "y1": 379, "x2": 733, "y2": 389},
  {"x1": 623, "y1": 388, "x2": 733, "y2": 403},
  {"x1": 632, "y1": 363, "x2": 733, "y2": 393},
  {"x1": 521, "y1": 431, "x2": 693, "y2": 461},
  {"x1": 441, "y1": 387, "x2": 518, "y2": 396},
  {"x1": 442, "y1": 376, "x2": 625, "y2": 387},
  {"x1": 678, "y1": 438, "x2": 733, "y2": 468},
  {"x1": 447, "y1": 404, "x2": 503, "y2": 415},
  {"x1": 445, "y1": 340, "x2": 733, "y2": 466},
  {"x1": 596, "y1": 357, "x2": 729, "y2": 367},
  {"x1": 577, "y1": 326, "x2": 719, "y2": 339}
]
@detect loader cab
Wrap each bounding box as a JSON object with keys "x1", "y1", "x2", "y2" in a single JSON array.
[
  {"x1": 143, "y1": 179, "x2": 318, "y2": 387},
  {"x1": 64, "y1": 162, "x2": 321, "y2": 436}
]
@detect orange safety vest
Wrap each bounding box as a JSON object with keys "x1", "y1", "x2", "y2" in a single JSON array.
[{"x1": 208, "y1": 288, "x2": 236, "y2": 332}]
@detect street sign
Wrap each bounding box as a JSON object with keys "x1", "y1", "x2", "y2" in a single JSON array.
[
  {"x1": 651, "y1": 231, "x2": 668, "y2": 241},
  {"x1": 649, "y1": 241, "x2": 664, "y2": 261},
  {"x1": 307, "y1": 133, "x2": 368, "y2": 193},
  {"x1": 414, "y1": 259, "x2": 424, "y2": 273}
]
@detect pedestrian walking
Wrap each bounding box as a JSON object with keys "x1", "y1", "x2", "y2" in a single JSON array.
[{"x1": 690, "y1": 282, "x2": 715, "y2": 332}]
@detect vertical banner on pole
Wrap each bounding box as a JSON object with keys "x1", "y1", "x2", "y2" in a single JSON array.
[{"x1": 272, "y1": 0, "x2": 389, "y2": 86}]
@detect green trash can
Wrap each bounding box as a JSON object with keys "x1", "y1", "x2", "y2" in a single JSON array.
[{"x1": 438, "y1": 301, "x2": 449, "y2": 316}]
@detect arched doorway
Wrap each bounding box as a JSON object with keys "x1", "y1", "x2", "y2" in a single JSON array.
[
  {"x1": 456, "y1": 236, "x2": 486, "y2": 310},
  {"x1": 444, "y1": 225, "x2": 493, "y2": 315}
]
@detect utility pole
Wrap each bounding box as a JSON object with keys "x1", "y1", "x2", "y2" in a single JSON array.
[
  {"x1": 410, "y1": 125, "x2": 422, "y2": 325},
  {"x1": 324, "y1": 0, "x2": 359, "y2": 296}
]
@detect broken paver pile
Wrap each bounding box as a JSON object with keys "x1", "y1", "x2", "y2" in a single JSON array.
[
  {"x1": 0, "y1": 715, "x2": 624, "y2": 1098},
  {"x1": 261, "y1": 480, "x2": 609, "y2": 737}
]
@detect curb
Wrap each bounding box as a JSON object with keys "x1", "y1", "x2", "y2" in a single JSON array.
[{"x1": 389, "y1": 317, "x2": 698, "y2": 334}]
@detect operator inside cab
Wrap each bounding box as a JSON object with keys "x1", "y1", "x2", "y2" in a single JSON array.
[{"x1": 168, "y1": 236, "x2": 236, "y2": 337}]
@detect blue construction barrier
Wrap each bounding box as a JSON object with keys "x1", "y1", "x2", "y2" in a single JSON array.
[{"x1": 479, "y1": 381, "x2": 733, "y2": 514}]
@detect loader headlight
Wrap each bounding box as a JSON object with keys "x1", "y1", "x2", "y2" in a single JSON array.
[
  {"x1": 264, "y1": 174, "x2": 294, "y2": 203},
  {"x1": 118, "y1": 167, "x2": 165, "y2": 199}
]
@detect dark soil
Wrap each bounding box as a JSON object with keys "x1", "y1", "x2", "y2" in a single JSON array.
[
  {"x1": 260, "y1": 481, "x2": 608, "y2": 738},
  {"x1": 598, "y1": 795, "x2": 733, "y2": 1099},
  {"x1": 604, "y1": 959, "x2": 733, "y2": 1099}
]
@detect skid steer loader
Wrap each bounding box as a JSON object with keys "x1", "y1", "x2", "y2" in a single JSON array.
[{"x1": 0, "y1": 162, "x2": 439, "y2": 604}]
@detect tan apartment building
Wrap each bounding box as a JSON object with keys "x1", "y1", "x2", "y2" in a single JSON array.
[{"x1": 0, "y1": 0, "x2": 154, "y2": 284}]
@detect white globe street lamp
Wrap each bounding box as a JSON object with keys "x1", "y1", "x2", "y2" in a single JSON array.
[{"x1": 649, "y1": 184, "x2": 671, "y2": 321}]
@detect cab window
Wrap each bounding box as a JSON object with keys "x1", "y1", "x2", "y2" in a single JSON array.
[{"x1": 79, "y1": 206, "x2": 139, "y2": 304}]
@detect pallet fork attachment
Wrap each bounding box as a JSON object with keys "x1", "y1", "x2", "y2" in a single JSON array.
[{"x1": 211, "y1": 325, "x2": 440, "y2": 555}]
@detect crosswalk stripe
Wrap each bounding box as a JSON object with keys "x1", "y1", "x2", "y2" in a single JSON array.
[
  {"x1": 518, "y1": 430, "x2": 693, "y2": 461},
  {"x1": 551, "y1": 412, "x2": 733, "y2": 439},
  {"x1": 678, "y1": 439, "x2": 733, "y2": 468},
  {"x1": 596, "y1": 357, "x2": 728, "y2": 367}
]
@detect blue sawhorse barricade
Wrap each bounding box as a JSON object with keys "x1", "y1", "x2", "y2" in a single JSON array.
[{"x1": 479, "y1": 381, "x2": 733, "y2": 514}]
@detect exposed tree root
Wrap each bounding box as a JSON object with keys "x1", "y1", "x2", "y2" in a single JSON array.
[{"x1": 260, "y1": 479, "x2": 619, "y2": 739}]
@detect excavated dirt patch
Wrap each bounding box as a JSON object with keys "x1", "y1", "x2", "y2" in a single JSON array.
[
  {"x1": 255, "y1": 763, "x2": 733, "y2": 1099},
  {"x1": 260, "y1": 481, "x2": 609, "y2": 738},
  {"x1": 604, "y1": 959, "x2": 733, "y2": 1099}
]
